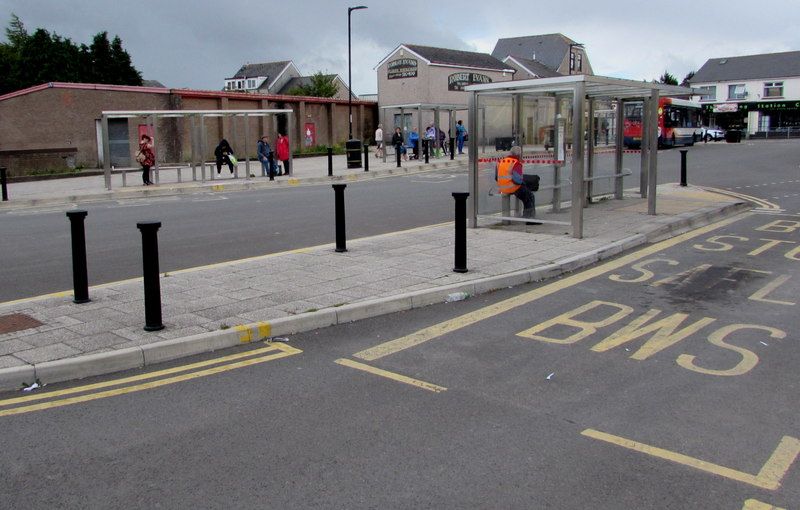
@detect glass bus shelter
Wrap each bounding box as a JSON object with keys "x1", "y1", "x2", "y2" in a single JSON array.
[
  {"x1": 100, "y1": 109, "x2": 294, "y2": 190},
  {"x1": 378, "y1": 103, "x2": 468, "y2": 161},
  {"x1": 465, "y1": 75, "x2": 694, "y2": 238}
]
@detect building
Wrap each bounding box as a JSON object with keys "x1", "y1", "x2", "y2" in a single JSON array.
[
  {"x1": 492, "y1": 33, "x2": 593, "y2": 78},
  {"x1": 376, "y1": 44, "x2": 515, "y2": 134},
  {"x1": 224, "y1": 61, "x2": 301, "y2": 94},
  {"x1": 689, "y1": 51, "x2": 800, "y2": 134},
  {"x1": 0, "y1": 82, "x2": 377, "y2": 175}
]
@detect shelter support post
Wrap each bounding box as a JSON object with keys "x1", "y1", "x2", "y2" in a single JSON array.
[
  {"x1": 586, "y1": 99, "x2": 595, "y2": 206},
  {"x1": 468, "y1": 92, "x2": 478, "y2": 228},
  {"x1": 640, "y1": 97, "x2": 649, "y2": 197},
  {"x1": 614, "y1": 100, "x2": 625, "y2": 199},
  {"x1": 647, "y1": 89, "x2": 659, "y2": 215},
  {"x1": 244, "y1": 113, "x2": 250, "y2": 180},
  {"x1": 552, "y1": 95, "x2": 562, "y2": 213},
  {"x1": 102, "y1": 115, "x2": 111, "y2": 190},
  {"x1": 570, "y1": 83, "x2": 586, "y2": 239},
  {"x1": 151, "y1": 115, "x2": 159, "y2": 185}
]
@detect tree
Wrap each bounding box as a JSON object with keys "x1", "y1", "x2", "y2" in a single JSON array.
[
  {"x1": 658, "y1": 71, "x2": 678, "y2": 86},
  {"x1": 681, "y1": 71, "x2": 695, "y2": 87},
  {"x1": 0, "y1": 14, "x2": 142, "y2": 94},
  {"x1": 287, "y1": 72, "x2": 339, "y2": 98}
]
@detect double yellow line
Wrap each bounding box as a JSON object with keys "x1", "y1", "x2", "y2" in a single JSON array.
[{"x1": 0, "y1": 342, "x2": 301, "y2": 417}]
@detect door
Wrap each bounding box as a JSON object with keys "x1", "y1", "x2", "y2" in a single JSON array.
[{"x1": 108, "y1": 119, "x2": 130, "y2": 167}]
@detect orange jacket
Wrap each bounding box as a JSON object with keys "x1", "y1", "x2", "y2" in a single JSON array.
[{"x1": 496, "y1": 157, "x2": 521, "y2": 194}]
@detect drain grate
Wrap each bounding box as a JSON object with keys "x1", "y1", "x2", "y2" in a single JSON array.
[{"x1": 0, "y1": 313, "x2": 44, "y2": 335}]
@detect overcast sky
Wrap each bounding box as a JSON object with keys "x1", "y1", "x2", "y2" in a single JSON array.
[{"x1": 3, "y1": 0, "x2": 799, "y2": 95}]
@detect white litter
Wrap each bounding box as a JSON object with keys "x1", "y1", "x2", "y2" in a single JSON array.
[
  {"x1": 760, "y1": 341, "x2": 769, "y2": 346},
  {"x1": 22, "y1": 382, "x2": 40, "y2": 392},
  {"x1": 445, "y1": 292, "x2": 470, "y2": 303},
  {"x1": 269, "y1": 337, "x2": 289, "y2": 343},
  {"x1": 546, "y1": 372, "x2": 555, "y2": 380}
]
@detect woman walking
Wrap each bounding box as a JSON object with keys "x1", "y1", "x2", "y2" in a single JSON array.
[{"x1": 137, "y1": 134, "x2": 155, "y2": 185}]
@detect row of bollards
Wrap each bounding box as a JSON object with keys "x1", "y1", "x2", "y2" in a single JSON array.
[
  {"x1": 65, "y1": 211, "x2": 163, "y2": 331},
  {"x1": 330, "y1": 185, "x2": 469, "y2": 272}
]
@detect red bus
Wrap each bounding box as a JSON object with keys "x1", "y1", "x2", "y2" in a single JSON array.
[{"x1": 623, "y1": 97, "x2": 702, "y2": 148}]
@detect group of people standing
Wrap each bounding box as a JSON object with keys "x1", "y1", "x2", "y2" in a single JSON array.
[
  {"x1": 137, "y1": 132, "x2": 291, "y2": 185},
  {"x1": 377, "y1": 120, "x2": 468, "y2": 162}
]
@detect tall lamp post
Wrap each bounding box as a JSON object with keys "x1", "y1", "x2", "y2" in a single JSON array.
[{"x1": 346, "y1": 5, "x2": 367, "y2": 169}]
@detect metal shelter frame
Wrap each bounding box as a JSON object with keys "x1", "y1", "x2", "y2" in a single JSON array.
[
  {"x1": 378, "y1": 103, "x2": 468, "y2": 161},
  {"x1": 465, "y1": 75, "x2": 695, "y2": 238},
  {"x1": 100, "y1": 109, "x2": 294, "y2": 190}
]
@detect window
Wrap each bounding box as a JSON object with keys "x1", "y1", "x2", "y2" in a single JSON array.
[
  {"x1": 728, "y1": 84, "x2": 746, "y2": 100},
  {"x1": 577, "y1": 53, "x2": 582, "y2": 72},
  {"x1": 697, "y1": 86, "x2": 716, "y2": 102},
  {"x1": 569, "y1": 52, "x2": 575, "y2": 71},
  {"x1": 764, "y1": 81, "x2": 783, "y2": 98},
  {"x1": 247, "y1": 79, "x2": 256, "y2": 89}
]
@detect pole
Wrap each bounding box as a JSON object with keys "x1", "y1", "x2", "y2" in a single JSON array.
[
  {"x1": 363, "y1": 144, "x2": 369, "y2": 172},
  {"x1": 396, "y1": 145, "x2": 401, "y2": 168},
  {"x1": 347, "y1": 11, "x2": 353, "y2": 140},
  {"x1": 452, "y1": 192, "x2": 469, "y2": 273},
  {"x1": 333, "y1": 184, "x2": 347, "y2": 252},
  {"x1": 137, "y1": 221, "x2": 164, "y2": 331},
  {"x1": 680, "y1": 149, "x2": 688, "y2": 187},
  {"x1": 424, "y1": 139, "x2": 429, "y2": 164},
  {"x1": 450, "y1": 138, "x2": 455, "y2": 160},
  {"x1": 328, "y1": 147, "x2": 334, "y2": 177},
  {"x1": 0, "y1": 167, "x2": 7, "y2": 201},
  {"x1": 66, "y1": 210, "x2": 90, "y2": 304}
]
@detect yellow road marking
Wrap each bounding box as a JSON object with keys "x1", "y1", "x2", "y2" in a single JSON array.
[
  {"x1": 742, "y1": 499, "x2": 786, "y2": 510},
  {"x1": 582, "y1": 429, "x2": 800, "y2": 491},
  {"x1": 0, "y1": 343, "x2": 302, "y2": 417},
  {"x1": 701, "y1": 186, "x2": 782, "y2": 211},
  {"x1": 334, "y1": 358, "x2": 447, "y2": 393},
  {"x1": 354, "y1": 213, "x2": 749, "y2": 361},
  {"x1": 0, "y1": 343, "x2": 287, "y2": 407}
]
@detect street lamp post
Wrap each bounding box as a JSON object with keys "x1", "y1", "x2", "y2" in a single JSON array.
[{"x1": 346, "y1": 5, "x2": 367, "y2": 169}]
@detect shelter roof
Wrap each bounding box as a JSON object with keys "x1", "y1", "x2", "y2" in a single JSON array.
[
  {"x1": 465, "y1": 74, "x2": 696, "y2": 99},
  {"x1": 690, "y1": 51, "x2": 800, "y2": 83}
]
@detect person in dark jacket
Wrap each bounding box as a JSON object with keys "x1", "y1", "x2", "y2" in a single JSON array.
[
  {"x1": 215, "y1": 139, "x2": 234, "y2": 175},
  {"x1": 257, "y1": 136, "x2": 273, "y2": 178},
  {"x1": 391, "y1": 127, "x2": 407, "y2": 161}
]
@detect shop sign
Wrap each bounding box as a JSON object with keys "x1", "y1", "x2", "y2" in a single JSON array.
[
  {"x1": 447, "y1": 72, "x2": 492, "y2": 91},
  {"x1": 739, "y1": 101, "x2": 800, "y2": 112},
  {"x1": 711, "y1": 103, "x2": 739, "y2": 113},
  {"x1": 388, "y1": 59, "x2": 418, "y2": 79}
]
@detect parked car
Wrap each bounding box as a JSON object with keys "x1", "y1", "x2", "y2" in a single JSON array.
[{"x1": 701, "y1": 127, "x2": 725, "y2": 142}]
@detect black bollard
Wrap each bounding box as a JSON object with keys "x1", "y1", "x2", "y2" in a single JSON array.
[
  {"x1": 363, "y1": 144, "x2": 369, "y2": 172},
  {"x1": 332, "y1": 184, "x2": 347, "y2": 252},
  {"x1": 452, "y1": 192, "x2": 469, "y2": 273},
  {"x1": 66, "y1": 210, "x2": 90, "y2": 304},
  {"x1": 424, "y1": 140, "x2": 430, "y2": 164},
  {"x1": 396, "y1": 146, "x2": 401, "y2": 168},
  {"x1": 0, "y1": 167, "x2": 7, "y2": 201},
  {"x1": 680, "y1": 149, "x2": 688, "y2": 187},
  {"x1": 137, "y1": 221, "x2": 164, "y2": 331},
  {"x1": 450, "y1": 138, "x2": 455, "y2": 160},
  {"x1": 327, "y1": 147, "x2": 333, "y2": 177}
]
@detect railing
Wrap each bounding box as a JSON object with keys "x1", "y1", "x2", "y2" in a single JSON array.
[{"x1": 749, "y1": 127, "x2": 800, "y2": 139}]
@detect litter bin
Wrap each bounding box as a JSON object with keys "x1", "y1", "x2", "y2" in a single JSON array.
[
  {"x1": 725, "y1": 130, "x2": 742, "y2": 143},
  {"x1": 346, "y1": 139, "x2": 362, "y2": 168}
]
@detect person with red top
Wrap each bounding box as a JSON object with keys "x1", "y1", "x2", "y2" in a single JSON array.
[
  {"x1": 137, "y1": 134, "x2": 155, "y2": 185},
  {"x1": 495, "y1": 145, "x2": 539, "y2": 222},
  {"x1": 276, "y1": 132, "x2": 290, "y2": 176}
]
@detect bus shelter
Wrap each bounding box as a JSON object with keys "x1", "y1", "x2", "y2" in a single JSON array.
[
  {"x1": 465, "y1": 75, "x2": 695, "y2": 238},
  {"x1": 379, "y1": 103, "x2": 468, "y2": 161},
  {"x1": 100, "y1": 109, "x2": 294, "y2": 190}
]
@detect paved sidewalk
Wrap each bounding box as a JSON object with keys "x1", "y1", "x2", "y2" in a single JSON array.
[
  {"x1": 0, "y1": 151, "x2": 465, "y2": 207},
  {"x1": 0, "y1": 171, "x2": 747, "y2": 390}
]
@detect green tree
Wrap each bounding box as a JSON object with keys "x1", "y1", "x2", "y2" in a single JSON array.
[
  {"x1": 287, "y1": 72, "x2": 339, "y2": 98},
  {"x1": 658, "y1": 71, "x2": 678, "y2": 85},
  {"x1": 110, "y1": 35, "x2": 142, "y2": 85},
  {"x1": 680, "y1": 71, "x2": 695, "y2": 87}
]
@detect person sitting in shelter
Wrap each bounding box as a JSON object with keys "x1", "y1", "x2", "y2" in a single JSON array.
[
  {"x1": 215, "y1": 139, "x2": 235, "y2": 175},
  {"x1": 495, "y1": 145, "x2": 540, "y2": 223},
  {"x1": 257, "y1": 136, "x2": 273, "y2": 178}
]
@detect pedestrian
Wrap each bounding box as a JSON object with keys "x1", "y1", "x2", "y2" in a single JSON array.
[
  {"x1": 214, "y1": 139, "x2": 235, "y2": 175},
  {"x1": 456, "y1": 120, "x2": 467, "y2": 154},
  {"x1": 392, "y1": 127, "x2": 407, "y2": 161},
  {"x1": 438, "y1": 127, "x2": 447, "y2": 156},
  {"x1": 276, "y1": 132, "x2": 291, "y2": 176},
  {"x1": 257, "y1": 135, "x2": 273, "y2": 178},
  {"x1": 408, "y1": 127, "x2": 420, "y2": 160},
  {"x1": 136, "y1": 134, "x2": 155, "y2": 186},
  {"x1": 495, "y1": 145, "x2": 540, "y2": 223},
  {"x1": 374, "y1": 124, "x2": 384, "y2": 158}
]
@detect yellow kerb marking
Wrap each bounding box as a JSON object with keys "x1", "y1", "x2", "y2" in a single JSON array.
[
  {"x1": 212, "y1": 185, "x2": 225, "y2": 191},
  {"x1": 742, "y1": 499, "x2": 786, "y2": 510},
  {"x1": 354, "y1": 213, "x2": 749, "y2": 361},
  {"x1": 288, "y1": 178, "x2": 300, "y2": 185},
  {"x1": 0, "y1": 343, "x2": 301, "y2": 417},
  {"x1": 700, "y1": 186, "x2": 781, "y2": 211},
  {"x1": 235, "y1": 322, "x2": 272, "y2": 343},
  {"x1": 582, "y1": 429, "x2": 800, "y2": 491},
  {"x1": 334, "y1": 358, "x2": 446, "y2": 393}
]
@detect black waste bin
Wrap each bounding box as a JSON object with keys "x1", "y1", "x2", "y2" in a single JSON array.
[
  {"x1": 725, "y1": 130, "x2": 742, "y2": 143},
  {"x1": 346, "y1": 139, "x2": 362, "y2": 168}
]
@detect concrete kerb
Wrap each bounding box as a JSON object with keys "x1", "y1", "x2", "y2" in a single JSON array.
[{"x1": 0, "y1": 200, "x2": 749, "y2": 391}]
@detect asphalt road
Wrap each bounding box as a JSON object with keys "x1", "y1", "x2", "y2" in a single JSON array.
[
  {"x1": 0, "y1": 140, "x2": 798, "y2": 301},
  {"x1": 1, "y1": 207, "x2": 797, "y2": 508}
]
